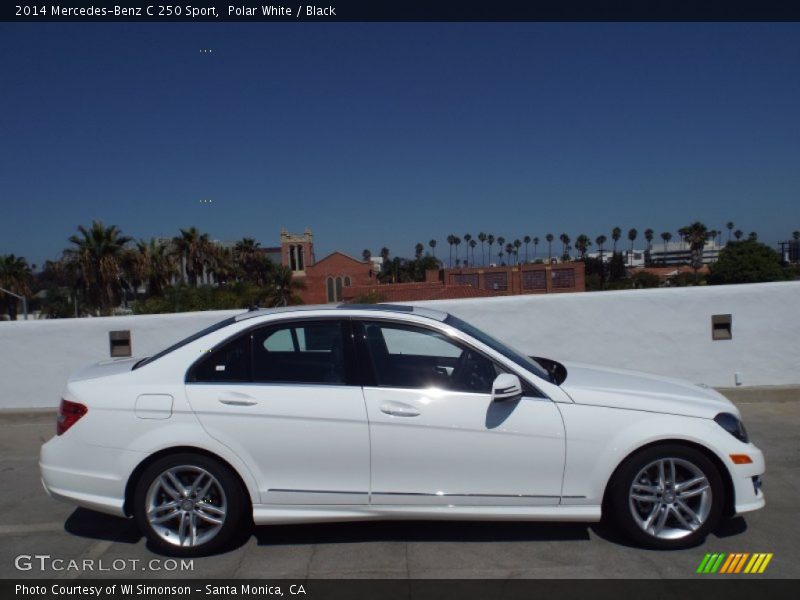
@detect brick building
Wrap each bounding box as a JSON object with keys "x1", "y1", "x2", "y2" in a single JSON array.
[{"x1": 276, "y1": 229, "x2": 585, "y2": 305}]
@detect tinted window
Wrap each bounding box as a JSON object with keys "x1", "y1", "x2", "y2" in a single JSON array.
[
  {"x1": 361, "y1": 322, "x2": 501, "y2": 393},
  {"x1": 189, "y1": 333, "x2": 251, "y2": 383},
  {"x1": 252, "y1": 321, "x2": 347, "y2": 384},
  {"x1": 135, "y1": 316, "x2": 237, "y2": 369}
]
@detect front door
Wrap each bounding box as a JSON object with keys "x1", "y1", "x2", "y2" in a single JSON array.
[{"x1": 355, "y1": 320, "x2": 565, "y2": 506}]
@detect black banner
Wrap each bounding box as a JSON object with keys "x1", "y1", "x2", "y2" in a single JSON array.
[
  {"x1": 3, "y1": 1, "x2": 800, "y2": 23},
  {"x1": 3, "y1": 580, "x2": 800, "y2": 600}
]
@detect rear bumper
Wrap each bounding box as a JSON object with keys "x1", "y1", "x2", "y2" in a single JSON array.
[{"x1": 40, "y1": 434, "x2": 137, "y2": 518}]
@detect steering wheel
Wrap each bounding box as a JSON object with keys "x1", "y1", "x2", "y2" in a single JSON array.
[{"x1": 451, "y1": 350, "x2": 493, "y2": 392}]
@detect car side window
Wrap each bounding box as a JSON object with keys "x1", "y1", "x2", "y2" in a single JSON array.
[
  {"x1": 361, "y1": 321, "x2": 502, "y2": 394},
  {"x1": 252, "y1": 321, "x2": 347, "y2": 385},
  {"x1": 188, "y1": 333, "x2": 251, "y2": 383}
]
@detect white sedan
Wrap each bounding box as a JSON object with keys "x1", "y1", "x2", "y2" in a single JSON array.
[{"x1": 40, "y1": 304, "x2": 765, "y2": 556}]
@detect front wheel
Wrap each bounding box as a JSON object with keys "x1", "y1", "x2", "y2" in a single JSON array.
[
  {"x1": 132, "y1": 453, "x2": 249, "y2": 556},
  {"x1": 608, "y1": 444, "x2": 724, "y2": 549}
]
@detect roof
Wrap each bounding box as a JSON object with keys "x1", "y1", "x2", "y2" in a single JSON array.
[{"x1": 234, "y1": 303, "x2": 448, "y2": 323}]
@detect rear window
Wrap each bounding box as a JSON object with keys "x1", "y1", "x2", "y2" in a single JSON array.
[{"x1": 133, "y1": 316, "x2": 237, "y2": 369}]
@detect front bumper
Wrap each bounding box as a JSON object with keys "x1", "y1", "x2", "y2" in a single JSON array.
[{"x1": 729, "y1": 446, "x2": 766, "y2": 514}]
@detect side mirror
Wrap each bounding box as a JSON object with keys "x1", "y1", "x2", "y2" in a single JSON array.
[{"x1": 491, "y1": 373, "x2": 523, "y2": 403}]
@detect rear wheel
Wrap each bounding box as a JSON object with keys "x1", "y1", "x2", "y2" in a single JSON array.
[
  {"x1": 608, "y1": 444, "x2": 724, "y2": 549},
  {"x1": 132, "y1": 453, "x2": 248, "y2": 556}
]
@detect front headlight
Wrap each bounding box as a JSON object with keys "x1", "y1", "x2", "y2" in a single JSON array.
[{"x1": 714, "y1": 412, "x2": 749, "y2": 443}]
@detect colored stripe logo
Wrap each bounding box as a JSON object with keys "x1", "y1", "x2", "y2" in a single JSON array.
[{"x1": 696, "y1": 553, "x2": 773, "y2": 574}]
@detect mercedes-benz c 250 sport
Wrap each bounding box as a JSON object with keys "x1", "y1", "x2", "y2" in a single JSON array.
[{"x1": 40, "y1": 304, "x2": 765, "y2": 556}]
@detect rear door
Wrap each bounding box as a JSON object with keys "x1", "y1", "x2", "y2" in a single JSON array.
[{"x1": 185, "y1": 318, "x2": 370, "y2": 505}]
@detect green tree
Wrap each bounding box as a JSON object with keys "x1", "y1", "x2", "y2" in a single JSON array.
[
  {"x1": 67, "y1": 220, "x2": 132, "y2": 312},
  {"x1": 0, "y1": 254, "x2": 32, "y2": 320},
  {"x1": 726, "y1": 221, "x2": 734, "y2": 243},
  {"x1": 477, "y1": 232, "x2": 487, "y2": 265},
  {"x1": 681, "y1": 221, "x2": 709, "y2": 281},
  {"x1": 545, "y1": 233, "x2": 554, "y2": 261},
  {"x1": 362, "y1": 248, "x2": 372, "y2": 262},
  {"x1": 487, "y1": 234, "x2": 495, "y2": 264},
  {"x1": 627, "y1": 228, "x2": 638, "y2": 265},
  {"x1": 708, "y1": 240, "x2": 787, "y2": 285},
  {"x1": 611, "y1": 227, "x2": 622, "y2": 252},
  {"x1": 267, "y1": 264, "x2": 306, "y2": 306},
  {"x1": 428, "y1": 239, "x2": 436, "y2": 258},
  {"x1": 171, "y1": 227, "x2": 214, "y2": 287},
  {"x1": 414, "y1": 242, "x2": 424, "y2": 259},
  {"x1": 533, "y1": 236, "x2": 539, "y2": 260}
]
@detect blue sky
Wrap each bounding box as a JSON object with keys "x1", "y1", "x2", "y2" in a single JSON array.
[{"x1": 1, "y1": 23, "x2": 799, "y2": 267}]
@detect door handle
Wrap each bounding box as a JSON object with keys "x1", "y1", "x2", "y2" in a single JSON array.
[
  {"x1": 218, "y1": 394, "x2": 257, "y2": 406},
  {"x1": 380, "y1": 402, "x2": 420, "y2": 417}
]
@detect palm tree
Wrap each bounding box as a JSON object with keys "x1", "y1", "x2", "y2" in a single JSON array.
[
  {"x1": 414, "y1": 243, "x2": 424, "y2": 259},
  {"x1": 487, "y1": 235, "x2": 495, "y2": 265},
  {"x1": 67, "y1": 220, "x2": 132, "y2": 311},
  {"x1": 644, "y1": 229, "x2": 654, "y2": 251},
  {"x1": 513, "y1": 239, "x2": 522, "y2": 265},
  {"x1": 522, "y1": 236, "x2": 531, "y2": 263},
  {"x1": 726, "y1": 221, "x2": 734, "y2": 243},
  {"x1": 575, "y1": 234, "x2": 591, "y2": 259},
  {"x1": 453, "y1": 236, "x2": 462, "y2": 266},
  {"x1": 478, "y1": 232, "x2": 487, "y2": 265},
  {"x1": 682, "y1": 221, "x2": 709, "y2": 281},
  {"x1": 748, "y1": 231, "x2": 758, "y2": 241},
  {"x1": 446, "y1": 234, "x2": 455, "y2": 267},
  {"x1": 463, "y1": 234, "x2": 472, "y2": 265},
  {"x1": 362, "y1": 249, "x2": 371, "y2": 262},
  {"x1": 496, "y1": 236, "x2": 506, "y2": 254},
  {"x1": 611, "y1": 227, "x2": 622, "y2": 253},
  {"x1": 428, "y1": 239, "x2": 436, "y2": 258},
  {"x1": 0, "y1": 254, "x2": 32, "y2": 320},
  {"x1": 145, "y1": 239, "x2": 177, "y2": 295},
  {"x1": 268, "y1": 264, "x2": 305, "y2": 307},
  {"x1": 627, "y1": 228, "x2": 638, "y2": 265},
  {"x1": 234, "y1": 237, "x2": 262, "y2": 284},
  {"x1": 660, "y1": 232, "x2": 672, "y2": 262},
  {"x1": 734, "y1": 229, "x2": 744, "y2": 240},
  {"x1": 533, "y1": 236, "x2": 539, "y2": 260},
  {"x1": 171, "y1": 227, "x2": 214, "y2": 286},
  {"x1": 595, "y1": 235, "x2": 607, "y2": 256},
  {"x1": 469, "y1": 239, "x2": 477, "y2": 265},
  {"x1": 505, "y1": 243, "x2": 514, "y2": 265},
  {"x1": 793, "y1": 230, "x2": 800, "y2": 241},
  {"x1": 559, "y1": 233, "x2": 570, "y2": 260},
  {"x1": 545, "y1": 233, "x2": 554, "y2": 262}
]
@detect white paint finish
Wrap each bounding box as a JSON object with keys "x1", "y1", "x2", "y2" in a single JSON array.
[
  {"x1": 363, "y1": 387, "x2": 565, "y2": 505},
  {"x1": 185, "y1": 383, "x2": 371, "y2": 505},
  {"x1": 411, "y1": 281, "x2": 800, "y2": 388},
  {"x1": 134, "y1": 394, "x2": 173, "y2": 420}
]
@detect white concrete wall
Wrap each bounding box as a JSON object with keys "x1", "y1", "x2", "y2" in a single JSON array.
[{"x1": 0, "y1": 282, "x2": 798, "y2": 409}]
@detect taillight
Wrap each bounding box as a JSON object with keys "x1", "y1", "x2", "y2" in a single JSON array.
[{"x1": 57, "y1": 399, "x2": 88, "y2": 435}]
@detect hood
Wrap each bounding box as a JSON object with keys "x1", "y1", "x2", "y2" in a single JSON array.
[
  {"x1": 559, "y1": 361, "x2": 737, "y2": 419},
  {"x1": 68, "y1": 357, "x2": 141, "y2": 382}
]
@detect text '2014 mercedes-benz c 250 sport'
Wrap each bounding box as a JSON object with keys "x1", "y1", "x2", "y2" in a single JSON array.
[{"x1": 40, "y1": 304, "x2": 765, "y2": 556}]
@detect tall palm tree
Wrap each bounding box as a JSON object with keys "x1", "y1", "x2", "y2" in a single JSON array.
[
  {"x1": 533, "y1": 236, "x2": 539, "y2": 259},
  {"x1": 682, "y1": 221, "x2": 709, "y2": 281},
  {"x1": 595, "y1": 235, "x2": 607, "y2": 256},
  {"x1": 487, "y1": 235, "x2": 495, "y2": 265},
  {"x1": 644, "y1": 228, "x2": 654, "y2": 251},
  {"x1": 748, "y1": 231, "x2": 758, "y2": 241},
  {"x1": 463, "y1": 234, "x2": 472, "y2": 265},
  {"x1": 171, "y1": 227, "x2": 214, "y2": 287},
  {"x1": 611, "y1": 227, "x2": 622, "y2": 253},
  {"x1": 362, "y1": 249, "x2": 371, "y2": 262},
  {"x1": 660, "y1": 232, "x2": 673, "y2": 263},
  {"x1": 513, "y1": 239, "x2": 522, "y2": 265},
  {"x1": 446, "y1": 234, "x2": 455, "y2": 267},
  {"x1": 504, "y1": 243, "x2": 514, "y2": 265},
  {"x1": 67, "y1": 220, "x2": 132, "y2": 311},
  {"x1": 469, "y1": 239, "x2": 477, "y2": 265},
  {"x1": 574, "y1": 234, "x2": 591, "y2": 259},
  {"x1": 268, "y1": 264, "x2": 305, "y2": 307},
  {"x1": 545, "y1": 233, "x2": 554, "y2": 261},
  {"x1": 726, "y1": 221, "x2": 734, "y2": 243},
  {"x1": 453, "y1": 236, "x2": 462, "y2": 266},
  {"x1": 0, "y1": 254, "x2": 32, "y2": 320},
  {"x1": 428, "y1": 239, "x2": 436, "y2": 258},
  {"x1": 477, "y1": 232, "x2": 487, "y2": 265},
  {"x1": 734, "y1": 229, "x2": 744, "y2": 240},
  {"x1": 559, "y1": 233, "x2": 570, "y2": 259},
  {"x1": 234, "y1": 237, "x2": 262, "y2": 284},
  {"x1": 523, "y1": 235, "x2": 531, "y2": 263},
  {"x1": 627, "y1": 228, "x2": 638, "y2": 265},
  {"x1": 414, "y1": 242, "x2": 424, "y2": 259},
  {"x1": 144, "y1": 239, "x2": 177, "y2": 295}
]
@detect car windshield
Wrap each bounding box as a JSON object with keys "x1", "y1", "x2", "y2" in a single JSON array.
[
  {"x1": 133, "y1": 316, "x2": 238, "y2": 369},
  {"x1": 444, "y1": 314, "x2": 551, "y2": 382}
]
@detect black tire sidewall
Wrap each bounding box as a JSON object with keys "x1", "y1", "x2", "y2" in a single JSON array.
[
  {"x1": 609, "y1": 444, "x2": 724, "y2": 550},
  {"x1": 132, "y1": 452, "x2": 248, "y2": 557}
]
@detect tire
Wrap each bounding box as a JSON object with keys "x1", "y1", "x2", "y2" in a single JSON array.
[
  {"x1": 607, "y1": 444, "x2": 724, "y2": 550},
  {"x1": 132, "y1": 453, "x2": 249, "y2": 556}
]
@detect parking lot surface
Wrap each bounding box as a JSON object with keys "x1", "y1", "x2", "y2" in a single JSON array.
[{"x1": 1, "y1": 393, "x2": 797, "y2": 579}]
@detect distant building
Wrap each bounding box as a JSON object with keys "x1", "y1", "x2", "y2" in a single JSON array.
[{"x1": 648, "y1": 240, "x2": 721, "y2": 266}]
